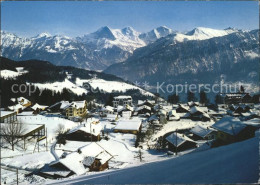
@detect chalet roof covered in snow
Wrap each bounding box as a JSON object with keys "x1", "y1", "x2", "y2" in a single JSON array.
[
  {"x1": 136, "y1": 105, "x2": 151, "y2": 112},
  {"x1": 117, "y1": 105, "x2": 134, "y2": 112},
  {"x1": 190, "y1": 106, "x2": 205, "y2": 114},
  {"x1": 63, "y1": 100, "x2": 86, "y2": 109},
  {"x1": 79, "y1": 142, "x2": 113, "y2": 163},
  {"x1": 187, "y1": 101, "x2": 199, "y2": 107},
  {"x1": 148, "y1": 114, "x2": 159, "y2": 122},
  {"x1": 31, "y1": 103, "x2": 48, "y2": 110},
  {"x1": 166, "y1": 132, "x2": 195, "y2": 147},
  {"x1": 50, "y1": 142, "x2": 112, "y2": 175},
  {"x1": 50, "y1": 152, "x2": 87, "y2": 175},
  {"x1": 96, "y1": 151, "x2": 113, "y2": 164},
  {"x1": 101, "y1": 106, "x2": 114, "y2": 112},
  {"x1": 0, "y1": 111, "x2": 16, "y2": 117},
  {"x1": 159, "y1": 109, "x2": 167, "y2": 115},
  {"x1": 17, "y1": 97, "x2": 30, "y2": 105},
  {"x1": 137, "y1": 100, "x2": 155, "y2": 106},
  {"x1": 86, "y1": 117, "x2": 100, "y2": 124},
  {"x1": 114, "y1": 95, "x2": 132, "y2": 100},
  {"x1": 82, "y1": 156, "x2": 96, "y2": 167},
  {"x1": 243, "y1": 118, "x2": 260, "y2": 128},
  {"x1": 78, "y1": 142, "x2": 105, "y2": 157},
  {"x1": 8, "y1": 104, "x2": 24, "y2": 111},
  {"x1": 67, "y1": 122, "x2": 102, "y2": 136},
  {"x1": 59, "y1": 101, "x2": 71, "y2": 109},
  {"x1": 114, "y1": 118, "x2": 142, "y2": 131},
  {"x1": 211, "y1": 116, "x2": 247, "y2": 136},
  {"x1": 168, "y1": 110, "x2": 180, "y2": 118},
  {"x1": 72, "y1": 100, "x2": 86, "y2": 109},
  {"x1": 177, "y1": 104, "x2": 190, "y2": 111},
  {"x1": 190, "y1": 125, "x2": 216, "y2": 138}
]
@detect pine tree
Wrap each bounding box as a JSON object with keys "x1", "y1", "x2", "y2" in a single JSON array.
[
  {"x1": 168, "y1": 93, "x2": 179, "y2": 104},
  {"x1": 215, "y1": 94, "x2": 223, "y2": 105},
  {"x1": 199, "y1": 91, "x2": 208, "y2": 105},
  {"x1": 105, "y1": 94, "x2": 114, "y2": 106},
  {"x1": 187, "y1": 90, "x2": 195, "y2": 102}
]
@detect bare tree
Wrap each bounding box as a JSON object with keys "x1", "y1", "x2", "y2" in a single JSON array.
[
  {"x1": 55, "y1": 124, "x2": 65, "y2": 135},
  {"x1": 55, "y1": 124, "x2": 68, "y2": 145},
  {"x1": 145, "y1": 129, "x2": 153, "y2": 150},
  {"x1": 1, "y1": 121, "x2": 26, "y2": 151},
  {"x1": 135, "y1": 148, "x2": 144, "y2": 162}
]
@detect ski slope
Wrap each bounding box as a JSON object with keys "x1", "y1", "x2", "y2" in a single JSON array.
[{"x1": 49, "y1": 134, "x2": 259, "y2": 184}]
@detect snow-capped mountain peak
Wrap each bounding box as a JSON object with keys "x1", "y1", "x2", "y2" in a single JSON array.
[
  {"x1": 1, "y1": 26, "x2": 253, "y2": 72},
  {"x1": 139, "y1": 26, "x2": 175, "y2": 44},
  {"x1": 186, "y1": 27, "x2": 237, "y2": 39},
  {"x1": 91, "y1": 26, "x2": 116, "y2": 40},
  {"x1": 33, "y1": 32, "x2": 52, "y2": 39}
]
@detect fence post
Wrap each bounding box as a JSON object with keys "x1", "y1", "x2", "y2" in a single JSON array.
[{"x1": 16, "y1": 168, "x2": 18, "y2": 185}]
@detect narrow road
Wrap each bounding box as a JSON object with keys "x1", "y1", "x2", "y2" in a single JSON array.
[{"x1": 50, "y1": 141, "x2": 59, "y2": 161}]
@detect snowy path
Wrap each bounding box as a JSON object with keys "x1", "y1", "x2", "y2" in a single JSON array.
[
  {"x1": 48, "y1": 136, "x2": 259, "y2": 184},
  {"x1": 50, "y1": 141, "x2": 59, "y2": 161},
  {"x1": 109, "y1": 138, "x2": 135, "y2": 152}
]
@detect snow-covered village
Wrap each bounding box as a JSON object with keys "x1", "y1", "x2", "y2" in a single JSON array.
[
  {"x1": 0, "y1": 1, "x2": 259, "y2": 184},
  {"x1": 1, "y1": 80, "x2": 260, "y2": 184}
]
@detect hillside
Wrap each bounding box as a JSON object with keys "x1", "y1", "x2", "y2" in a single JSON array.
[
  {"x1": 104, "y1": 29, "x2": 259, "y2": 85},
  {"x1": 1, "y1": 26, "x2": 176, "y2": 71},
  {"x1": 0, "y1": 57, "x2": 154, "y2": 107},
  {"x1": 48, "y1": 134, "x2": 259, "y2": 184}
]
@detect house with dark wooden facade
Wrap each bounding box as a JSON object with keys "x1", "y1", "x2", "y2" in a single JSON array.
[
  {"x1": 211, "y1": 116, "x2": 256, "y2": 145},
  {"x1": 166, "y1": 132, "x2": 197, "y2": 153}
]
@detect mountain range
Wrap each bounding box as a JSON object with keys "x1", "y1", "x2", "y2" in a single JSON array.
[
  {"x1": 2, "y1": 26, "x2": 259, "y2": 94},
  {"x1": 1, "y1": 26, "x2": 174, "y2": 71},
  {"x1": 104, "y1": 27, "x2": 259, "y2": 86}
]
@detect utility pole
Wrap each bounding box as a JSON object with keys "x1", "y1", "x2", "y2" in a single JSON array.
[
  {"x1": 16, "y1": 168, "x2": 18, "y2": 185},
  {"x1": 175, "y1": 129, "x2": 178, "y2": 156},
  {"x1": 90, "y1": 121, "x2": 92, "y2": 143},
  {"x1": 46, "y1": 128, "x2": 48, "y2": 151}
]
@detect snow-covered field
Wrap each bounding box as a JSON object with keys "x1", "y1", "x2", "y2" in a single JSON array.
[
  {"x1": 29, "y1": 77, "x2": 154, "y2": 96},
  {"x1": 17, "y1": 114, "x2": 78, "y2": 141},
  {"x1": 0, "y1": 69, "x2": 28, "y2": 79},
  {"x1": 29, "y1": 79, "x2": 88, "y2": 96},
  {"x1": 48, "y1": 131, "x2": 260, "y2": 184},
  {"x1": 76, "y1": 78, "x2": 154, "y2": 96}
]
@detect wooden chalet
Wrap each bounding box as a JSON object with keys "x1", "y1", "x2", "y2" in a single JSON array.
[
  {"x1": 211, "y1": 116, "x2": 256, "y2": 145},
  {"x1": 42, "y1": 143, "x2": 113, "y2": 178},
  {"x1": 190, "y1": 125, "x2": 216, "y2": 140},
  {"x1": 114, "y1": 119, "x2": 142, "y2": 134},
  {"x1": 189, "y1": 106, "x2": 211, "y2": 121},
  {"x1": 166, "y1": 132, "x2": 197, "y2": 153},
  {"x1": 66, "y1": 122, "x2": 102, "y2": 142}
]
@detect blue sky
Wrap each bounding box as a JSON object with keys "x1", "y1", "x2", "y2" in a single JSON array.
[{"x1": 1, "y1": 1, "x2": 259, "y2": 37}]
